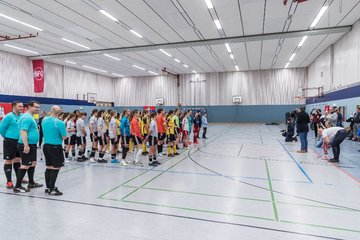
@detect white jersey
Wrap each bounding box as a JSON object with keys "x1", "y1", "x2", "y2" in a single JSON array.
[
  {"x1": 149, "y1": 119, "x2": 158, "y2": 137},
  {"x1": 97, "y1": 117, "x2": 106, "y2": 135},
  {"x1": 109, "y1": 117, "x2": 117, "y2": 139},
  {"x1": 322, "y1": 127, "x2": 344, "y2": 140},
  {"x1": 89, "y1": 116, "x2": 97, "y2": 133},
  {"x1": 76, "y1": 118, "x2": 85, "y2": 137},
  {"x1": 66, "y1": 120, "x2": 76, "y2": 136}
]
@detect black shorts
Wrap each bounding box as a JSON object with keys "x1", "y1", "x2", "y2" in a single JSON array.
[
  {"x1": 76, "y1": 136, "x2": 86, "y2": 146},
  {"x1": 158, "y1": 133, "x2": 166, "y2": 141},
  {"x1": 110, "y1": 137, "x2": 119, "y2": 145},
  {"x1": 43, "y1": 144, "x2": 65, "y2": 168},
  {"x1": 90, "y1": 132, "x2": 98, "y2": 142},
  {"x1": 67, "y1": 135, "x2": 76, "y2": 145},
  {"x1": 132, "y1": 135, "x2": 142, "y2": 145},
  {"x1": 64, "y1": 138, "x2": 69, "y2": 145},
  {"x1": 148, "y1": 136, "x2": 158, "y2": 146},
  {"x1": 105, "y1": 130, "x2": 109, "y2": 138},
  {"x1": 17, "y1": 144, "x2": 37, "y2": 166},
  {"x1": 168, "y1": 134, "x2": 176, "y2": 142},
  {"x1": 98, "y1": 135, "x2": 108, "y2": 146},
  {"x1": 3, "y1": 138, "x2": 20, "y2": 160},
  {"x1": 122, "y1": 136, "x2": 130, "y2": 146}
]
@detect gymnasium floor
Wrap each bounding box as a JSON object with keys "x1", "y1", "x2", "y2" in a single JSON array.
[{"x1": 0, "y1": 124, "x2": 359, "y2": 240}]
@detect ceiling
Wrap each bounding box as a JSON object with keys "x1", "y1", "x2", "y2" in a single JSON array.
[{"x1": 0, "y1": 0, "x2": 359, "y2": 77}]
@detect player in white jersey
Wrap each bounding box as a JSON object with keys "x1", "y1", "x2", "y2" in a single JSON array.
[
  {"x1": 65, "y1": 113, "x2": 76, "y2": 162},
  {"x1": 109, "y1": 111, "x2": 119, "y2": 163},
  {"x1": 97, "y1": 110, "x2": 107, "y2": 163},
  {"x1": 76, "y1": 112, "x2": 87, "y2": 162},
  {"x1": 89, "y1": 109, "x2": 98, "y2": 163}
]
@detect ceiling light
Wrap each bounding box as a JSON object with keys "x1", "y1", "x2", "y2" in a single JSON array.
[
  {"x1": 65, "y1": 60, "x2": 76, "y2": 64},
  {"x1": 298, "y1": 36, "x2": 308, "y2": 47},
  {"x1": 285, "y1": 62, "x2": 290, "y2": 68},
  {"x1": 159, "y1": 49, "x2": 172, "y2": 57},
  {"x1": 183, "y1": 64, "x2": 189, "y2": 68},
  {"x1": 149, "y1": 71, "x2": 159, "y2": 75},
  {"x1": 230, "y1": 54, "x2": 234, "y2": 59},
  {"x1": 192, "y1": 70, "x2": 197, "y2": 74},
  {"x1": 112, "y1": 73, "x2": 124, "y2": 77},
  {"x1": 0, "y1": 13, "x2": 43, "y2": 31},
  {"x1": 99, "y1": 10, "x2": 118, "y2": 22},
  {"x1": 103, "y1": 54, "x2": 121, "y2": 61},
  {"x1": 214, "y1": 19, "x2": 222, "y2": 29},
  {"x1": 310, "y1": 6, "x2": 329, "y2": 28},
  {"x1": 130, "y1": 29, "x2": 143, "y2": 38},
  {"x1": 132, "y1": 64, "x2": 146, "y2": 71},
  {"x1": 235, "y1": 65, "x2": 239, "y2": 71},
  {"x1": 4, "y1": 44, "x2": 39, "y2": 54},
  {"x1": 204, "y1": 0, "x2": 214, "y2": 9},
  {"x1": 61, "y1": 38, "x2": 90, "y2": 49},
  {"x1": 83, "y1": 65, "x2": 107, "y2": 73},
  {"x1": 174, "y1": 58, "x2": 181, "y2": 63},
  {"x1": 225, "y1": 43, "x2": 231, "y2": 53},
  {"x1": 289, "y1": 53, "x2": 296, "y2": 61}
]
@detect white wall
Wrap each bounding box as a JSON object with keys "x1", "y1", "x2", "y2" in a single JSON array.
[{"x1": 308, "y1": 20, "x2": 360, "y2": 92}]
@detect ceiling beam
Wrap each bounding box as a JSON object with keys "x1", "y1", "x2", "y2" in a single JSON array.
[{"x1": 30, "y1": 26, "x2": 352, "y2": 60}]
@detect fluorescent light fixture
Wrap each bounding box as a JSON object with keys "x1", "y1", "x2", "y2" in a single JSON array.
[
  {"x1": 0, "y1": 13, "x2": 43, "y2": 31},
  {"x1": 235, "y1": 65, "x2": 239, "y2": 71},
  {"x1": 204, "y1": 0, "x2": 214, "y2": 9},
  {"x1": 149, "y1": 71, "x2": 159, "y2": 75},
  {"x1": 289, "y1": 53, "x2": 296, "y2": 61},
  {"x1": 230, "y1": 54, "x2": 234, "y2": 59},
  {"x1": 4, "y1": 44, "x2": 39, "y2": 54},
  {"x1": 65, "y1": 60, "x2": 76, "y2": 64},
  {"x1": 112, "y1": 73, "x2": 124, "y2": 77},
  {"x1": 192, "y1": 70, "x2": 197, "y2": 74},
  {"x1": 310, "y1": 6, "x2": 329, "y2": 28},
  {"x1": 99, "y1": 10, "x2": 118, "y2": 22},
  {"x1": 183, "y1": 64, "x2": 189, "y2": 68},
  {"x1": 132, "y1": 64, "x2": 146, "y2": 71},
  {"x1": 61, "y1": 38, "x2": 90, "y2": 49},
  {"x1": 159, "y1": 49, "x2": 172, "y2": 57},
  {"x1": 174, "y1": 58, "x2": 181, "y2": 63},
  {"x1": 298, "y1": 36, "x2": 308, "y2": 47},
  {"x1": 130, "y1": 29, "x2": 143, "y2": 38},
  {"x1": 103, "y1": 54, "x2": 120, "y2": 61},
  {"x1": 285, "y1": 62, "x2": 290, "y2": 68},
  {"x1": 214, "y1": 19, "x2": 222, "y2": 29},
  {"x1": 225, "y1": 43, "x2": 231, "y2": 53},
  {"x1": 83, "y1": 65, "x2": 107, "y2": 73}
]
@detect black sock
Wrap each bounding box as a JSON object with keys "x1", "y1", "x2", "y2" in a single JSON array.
[
  {"x1": 153, "y1": 156, "x2": 157, "y2": 161},
  {"x1": 4, "y1": 164, "x2": 12, "y2": 182},
  {"x1": 15, "y1": 168, "x2": 27, "y2": 188},
  {"x1": 49, "y1": 169, "x2": 59, "y2": 190},
  {"x1": 65, "y1": 151, "x2": 69, "y2": 158},
  {"x1": 27, "y1": 166, "x2": 35, "y2": 184},
  {"x1": 99, "y1": 152, "x2": 105, "y2": 159},
  {"x1": 157, "y1": 145, "x2": 161, "y2": 154},
  {"x1": 45, "y1": 169, "x2": 51, "y2": 188},
  {"x1": 13, "y1": 162, "x2": 20, "y2": 175},
  {"x1": 122, "y1": 147, "x2": 128, "y2": 159},
  {"x1": 72, "y1": 151, "x2": 76, "y2": 157},
  {"x1": 111, "y1": 154, "x2": 116, "y2": 159},
  {"x1": 78, "y1": 150, "x2": 83, "y2": 157},
  {"x1": 149, "y1": 157, "x2": 152, "y2": 163},
  {"x1": 90, "y1": 148, "x2": 96, "y2": 157}
]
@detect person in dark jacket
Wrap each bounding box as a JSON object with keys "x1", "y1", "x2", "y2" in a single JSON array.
[
  {"x1": 37, "y1": 111, "x2": 47, "y2": 148},
  {"x1": 296, "y1": 106, "x2": 310, "y2": 153},
  {"x1": 193, "y1": 112, "x2": 201, "y2": 144}
]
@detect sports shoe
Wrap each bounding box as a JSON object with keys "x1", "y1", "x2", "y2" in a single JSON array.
[
  {"x1": 321, "y1": 155, "x2": 329, "y2": 160},
  {"x1": 134, "y1": 161, "x2": 143, "y2": 167},
  {"x1": 111, "y1": 159, "x2": 120, "y2": 164},
  {"x1": 296, "y1": 150, "x2": 307, "y2": 153},
  {"x1": 174, "y1": 152, "x2": 180, "y2": 156},
  {"x1": 6, "y1": 182, "x2": 14, "y2": 189},
  {"x1": 120, "y1": 160, "x2": 128, "y2": 166},
  {"x1": 45, "y1": 188, "x2": 50, "y2": 194},
  {"x1": 98, "y1": 159, "x2": 108, "y2": 163},
  {"x1": 48, "y1": 187, "x2": 63, "y2": 196},
  {"x1": 153, "y1": 161, "x2": 161, "y2": 165},
  {"x1": 168, "y1": 154, "x2": 174, "y2": 157},
  {"x1": 158, "y1": 153, "x2": 164, "y2": 157},
  {"x1": 142, "y1": 151, "x2": 148, "y2": 156},
  {"x1": 68, "y1": 156, "x2": 72, "y2": 161},
  {"x1": 28, "y1": 182, "x2": 43, "y2": 189},
  {"x1": 149, "y1": 161, "x2": 161, "y2": 166},
  {"x1": 125, "y1": 159, "x2": 132, "y2": 164},
  {"x1": 13, "y1": 186, "x2": 30, "y2": 193},
  {"x1": 328, "y1": 158, "x2": 339, "y2": 163},
  {"x1": 89, "y1": 157, "x2": 96, "y2": 163}
]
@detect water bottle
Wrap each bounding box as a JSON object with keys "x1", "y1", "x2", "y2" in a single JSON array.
[{"x1": 86, "y1": 150, "x2": 90, "y2": 158}]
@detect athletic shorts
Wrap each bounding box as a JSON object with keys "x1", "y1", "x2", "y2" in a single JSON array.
[
  {"x1": 175, "y1": 128, "x2": 181, "y2": 135},
  {"x1": 110, "y1": 138, "x2": 119, "y2": 145},
  {"x1": 168, "y1": 134, "x2": 176, "y2": 142},
  {"x1": 132, "y1": 135, "x2": 142, "y2": 145},
  {"x1": 105, "y1": 130, "x2": 109, "y2": 138},
  {"x1": 17, "y1": 144, "x2": 37, "y2": 166},
  {"x1": 43, "y1": 144, "x2": 65, "y2": 168},
  {"x1": 64, "y1": 138, "x2": 69, "y2": 145},
  {"x1": 98, "y1": 135, "x2": 107, "y2": 146},
  {"x1": 121, "y1": 136, "x2": 130, "y2": 146},
  {"x1": 67, "y1": 135, "x2": 76, "y2": 145},
  {"x1": 76, "y1": 136, "x2": 86, "y2": 146},
  {"x1": 3, "y1": 138, "x2": 20, "y2": 160},
  {"x1": 158, "y1": 133, "x2": 166, "y2": 141},
  {"x1": 90, "y1": 132, "x2": 98, "y2": 142},
  {"x1": 183, "y1": 130, "x2": 189, "y2": 138},
  {"x1": 148, "y1": 136, "x2": 158, "y2": 146}
]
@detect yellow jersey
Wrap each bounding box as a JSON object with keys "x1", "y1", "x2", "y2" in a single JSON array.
[{"x1": 167, "y1": 116, "x2": 175, "y2": 135}]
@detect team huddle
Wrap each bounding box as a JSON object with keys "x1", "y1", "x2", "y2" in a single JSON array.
[{"x1": 0, "y1": 101, "x2": 209, "y2": 196}]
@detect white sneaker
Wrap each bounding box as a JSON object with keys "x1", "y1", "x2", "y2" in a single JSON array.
[
  {"x1": 65, "y1": 158, "x2": 71, "y2": 163},
  {"x1": 89, "y1": 157, "x2": 96, "y2": 163},
  {"x1": 135, "y1": 161, "x2": 143, "y2": 167},
  {"x1": 120, "y1": 160, "x2": 128, "y2": 166},
  {"x1": 125, "y1": 159, "x2": 132, "y2": 164},
  {"x1": 158, "y1": 153, "x2": 163, "y2": 157}
]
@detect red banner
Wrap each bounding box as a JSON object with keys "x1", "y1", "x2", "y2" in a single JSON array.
[
  {"x1": 33, "y1": 60, "x2": 44, "y2": 93},
  {"x1": 0, "y1": 103, "x2": 12, "y2": 120}
]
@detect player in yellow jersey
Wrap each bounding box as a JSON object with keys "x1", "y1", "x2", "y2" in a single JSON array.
[
  {"x1": 141, "y1": 110, "x2": 150, "y2": 155},
  {"x1": 166, "y1": 110, "x2": 176, "y2": 157}
]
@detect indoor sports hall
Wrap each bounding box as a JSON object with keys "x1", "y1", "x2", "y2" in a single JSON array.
[{"x1": 0, "y1": 1, "x2": 360, "y2": 239}]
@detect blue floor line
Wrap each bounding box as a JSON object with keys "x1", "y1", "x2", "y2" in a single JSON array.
[{"x1": 277, "y1": 140, "x2": 313, "y2": 183}]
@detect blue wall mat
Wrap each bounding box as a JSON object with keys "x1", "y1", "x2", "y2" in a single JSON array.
[
  {"x1": 0, "y1": 94, "x2": 95, "y2": 106},
  {"x1": 306, "y1": 84, "x2": 360, "y2": 105}
]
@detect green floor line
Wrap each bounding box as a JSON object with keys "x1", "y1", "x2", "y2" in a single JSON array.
[
  {"x1": 265, "y1": 160, "x2": 279, "y2": 221},
  {"x1": 280, "y1": 220, "x2": 360, "y2": 234}
]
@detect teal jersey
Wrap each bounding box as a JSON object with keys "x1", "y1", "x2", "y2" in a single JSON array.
[
  {"x1": 0, "y1": 112, "x2": 22, "y2": 139},
  {"x1": 42, "y1": 116, "x2": 67, "y2": 145},
  {"x1": 18, "y1": 112, "x2": 39, "y2": 144}
]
